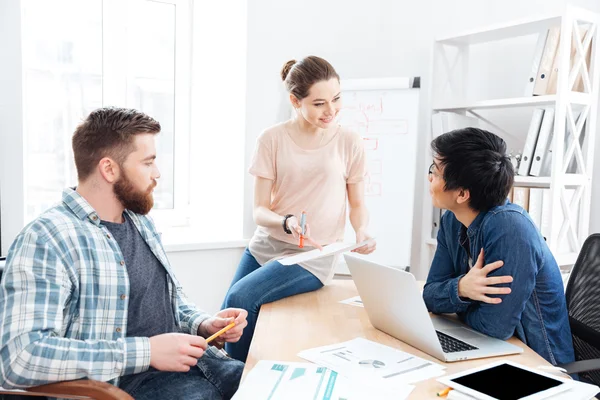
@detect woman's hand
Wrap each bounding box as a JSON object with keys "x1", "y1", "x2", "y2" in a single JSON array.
[
  {"x1": 287, "y1": 216, "x2": 323, "y2": 250},
  {"x1": 352, "y1": 229, "x2": 376, "y2": 254}
]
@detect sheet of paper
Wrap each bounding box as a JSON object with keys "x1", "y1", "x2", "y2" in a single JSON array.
[
  {"x1": 233, "y1": 360, "x2": 413, "y2": 400},
  {"x1": 339, "y1": 295, "x2": 364, "y2": 308},
  {"x1": 278, "y1": 239, "x2": 373, "y2": 266},
  {"x1": 298, "y1": 337, "x2": 445, "y2": 391}
]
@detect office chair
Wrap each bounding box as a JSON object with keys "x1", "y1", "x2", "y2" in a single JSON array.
[
  {"x1": 559, "y1": 233, "x2": 600, "y2": 386},
  {"x1": 0, "y1": 380, "x2": 132, "y2": 400}
]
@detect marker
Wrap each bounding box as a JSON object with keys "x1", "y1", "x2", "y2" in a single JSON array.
[{"x1": 299, "y1": 211, "x2": 306, "y2": 248}]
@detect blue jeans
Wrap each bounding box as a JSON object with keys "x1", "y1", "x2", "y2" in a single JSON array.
[
  {"x1": 119, "y1": 348, "x2": 244, "y2": 400},
  {"x1": 221, "y1": 248, "x2": 324, "y2": 362}
]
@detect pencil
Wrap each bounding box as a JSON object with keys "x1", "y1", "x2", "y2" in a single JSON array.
[
  {"x1": 206, "y1": 321, "x2": 236, "y2": 344},
  {"x1": 299, "y1": 211, "x2": 306, "y2": 248},
  {"x1": 437, "y1": 387, "x2": 452, "y2": 397}
]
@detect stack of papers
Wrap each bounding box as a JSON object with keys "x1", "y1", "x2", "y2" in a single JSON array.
[{"x1": 298, "y1": 338, "x2": 445, "y2": 390}]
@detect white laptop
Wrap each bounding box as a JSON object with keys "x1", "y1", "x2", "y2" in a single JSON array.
[{"x1": 344, "y1": 254, "x2": 523, "y2": 362}]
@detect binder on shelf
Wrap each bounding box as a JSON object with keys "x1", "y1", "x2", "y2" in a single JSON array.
[
  {"x1": 525, "y1": 29, "x2": 550, "y2": 96},
  {"x1": 529, "y1": 108, "x2": 555, "y2": 176},
  {"x1": 518, "y1": 108, "x2": 545, "y2": 176},
  {"x1": 528, "y1": 188, "x2": 544, "y2": 232},
  {"x1": 512, "y1": 187, "x2": 530, "y2": 211},
  {"x1": 532, "y1": 26, "x2": 561, "y2": 96},
  {"x1": 533, "y1": 111, "x2": 584, "y2": 177},
  {"x1": 547, "y1": 26, "x2": 591, "y2": 94}
]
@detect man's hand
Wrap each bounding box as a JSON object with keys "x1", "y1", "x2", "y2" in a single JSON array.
[
  {"x1": 149, "y1": 333, "x2": 207, "y2": 372},
  {"x1": 287, "y1": 215, "x2": 323, "y2": 250},
  {"x1": 352, "y1": 229, "x2": 376, "y2": 254},
  {"x1": 457, "y1": 249, "x2": 513, "y2": 304},
  {"x1": 198, "y1": 308, "x2": 248, "y2": 347}
]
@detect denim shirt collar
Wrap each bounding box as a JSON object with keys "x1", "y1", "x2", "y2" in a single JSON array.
[{"x1": 458, "y1": 199, "x2": 511, "y2": 243}]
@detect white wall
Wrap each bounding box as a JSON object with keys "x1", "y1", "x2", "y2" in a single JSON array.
[
  {"x1": 167, "y1": 247, "x2": 245, "y2": 314},
  {"x1": 243, "y1": 0, "x2": 600, "y2": 280}
]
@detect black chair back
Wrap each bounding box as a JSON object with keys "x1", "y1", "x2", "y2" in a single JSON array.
[{"x1": 565, "y1": 233, "x2": 600, "y2": 386}]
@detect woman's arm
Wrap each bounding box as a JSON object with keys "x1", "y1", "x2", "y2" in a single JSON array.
[
  {"x1": 347, "y1": 181, "x2": 376, "y2": 254},
  {"x1": 253, "y1": 176, "x2": 287, "y2": 229}
]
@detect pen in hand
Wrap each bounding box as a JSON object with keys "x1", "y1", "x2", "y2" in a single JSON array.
[
  {"x1": 206, "y1": 321, "x2": 236, "y2": 344},
  {"x1": 299, "y1": 211, "x2": 306, "y2": 248}
]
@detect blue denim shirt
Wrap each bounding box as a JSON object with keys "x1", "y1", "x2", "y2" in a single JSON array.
[{"x1": 423, "y1": 201, "x2": 575, "y2": 366}]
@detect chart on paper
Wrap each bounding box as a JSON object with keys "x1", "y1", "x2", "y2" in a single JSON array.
[{"x1": 232, "y1": 360, "x2": 408, "y2": 400}]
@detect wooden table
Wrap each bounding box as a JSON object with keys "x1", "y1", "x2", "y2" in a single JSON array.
[{"x1": 243, "y1": 278, "x2": 555, "y2": 399}]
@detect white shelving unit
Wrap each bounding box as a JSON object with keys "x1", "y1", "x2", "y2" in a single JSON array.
[{"x1": 421, "y1": 6, "x2": 600, "y2": 273}]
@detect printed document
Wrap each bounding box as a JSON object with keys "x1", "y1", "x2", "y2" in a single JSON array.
[
  {"x1": 233, "y1": 360, "x2": 412, "y2": 400},
  {"x1": 298, "y1": 337, "x2": 445, "y2": 390}
]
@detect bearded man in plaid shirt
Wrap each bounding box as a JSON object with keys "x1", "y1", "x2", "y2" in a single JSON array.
[{"x1": 0, "y1": 107, "x2": 247, "y2": 400}]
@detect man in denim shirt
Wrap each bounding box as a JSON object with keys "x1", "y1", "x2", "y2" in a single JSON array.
[
  {"x1": 0, "y1": 108, "x2": 247, "y2": 399},
  {"x1": 423, "y1": 127, "x2": 574, "y2": 366}
]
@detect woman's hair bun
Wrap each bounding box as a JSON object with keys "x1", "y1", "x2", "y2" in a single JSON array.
[{"x1": 280, "y1": 59, "x2": 297, "y2": 81}]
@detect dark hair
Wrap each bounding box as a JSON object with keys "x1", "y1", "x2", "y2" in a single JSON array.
[
  {"x1": 72, "y1": 107, "x2": 161, "y2": 181},
  {"x1": 431, "y1": 127, "x2": 514, "y2": 212},
  {"x1": 281, "y1": 56, "x2": 340, "y2": 100}
]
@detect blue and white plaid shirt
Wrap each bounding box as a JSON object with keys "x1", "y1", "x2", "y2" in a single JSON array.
[{"x1": 0, "y1": 188, "x2": 211, "y2": 389}]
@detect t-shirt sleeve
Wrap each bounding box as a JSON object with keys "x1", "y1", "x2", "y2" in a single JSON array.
[
  {"x1": 248, "y1": 136, "x2": 275, "y2": 180},
  {"x1": 347, "y1": 134, "x2": 366, "y2": 184}
]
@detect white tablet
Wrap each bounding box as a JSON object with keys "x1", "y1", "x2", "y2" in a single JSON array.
[{"x1": 437, "y1": 360, "x2": 572, "y2": 400}]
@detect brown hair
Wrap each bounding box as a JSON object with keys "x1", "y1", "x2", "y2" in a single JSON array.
[
  {"x1": 281, "y1": 56, "x2": 340, "y2": 100},
  {"x1": 72, "y1": 107, "x2": 161, "y2": 181}
]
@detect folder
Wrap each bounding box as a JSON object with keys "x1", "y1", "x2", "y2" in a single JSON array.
[
  {"x1": 528, "y1": 188, "x2": 544, "y2": 233},
  {"x1": 547, "y1": 26, "x2": 590, "y2": 94},
  {"x1": 533, "y1": 26, "x2": 561, "y2": 96},
  {"x1": 518, "y1": 109, "x2": 545, "y2": 176},
  {"x1": 512, "y1": 187, "x2": 530, "y2": 211},
  {"x1": 525, "y1": 29, "x2": 549, "y2": 96},
  {"x1": 529, "y1": 108, "x2": 555, "y2": 176}
]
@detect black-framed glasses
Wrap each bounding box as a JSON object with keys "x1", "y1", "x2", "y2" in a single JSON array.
[{"x1": 428, "y1": 162, "x2": 441, "y2": 178}]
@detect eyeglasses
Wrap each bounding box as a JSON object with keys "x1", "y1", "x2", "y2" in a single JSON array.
[{"x1": 428, "y1": 162, "x2": 441, "y2": 179}]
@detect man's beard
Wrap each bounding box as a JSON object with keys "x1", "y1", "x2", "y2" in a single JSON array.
[{"x1": 113, "y1": 170, "x2": 157, "y2": 215}]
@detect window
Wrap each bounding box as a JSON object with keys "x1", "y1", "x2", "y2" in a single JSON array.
[
  {"x1": 20, "y1": 0, "x2": 190, "y2": 224},
  {"x1": 1, "y1": 0, "x2": 246, "y2": 252}
]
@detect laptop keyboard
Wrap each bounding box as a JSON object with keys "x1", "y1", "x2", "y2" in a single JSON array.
[{"x1": 436, "y1": 330, "x2": 478, "y2": 353}]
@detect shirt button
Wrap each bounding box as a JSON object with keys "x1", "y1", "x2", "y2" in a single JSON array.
[
  {"x1": 120, "y1": 260, "x2": 125, "y2": 266},
  {"x1": 92, "y1": 216, "x2": 98, "y2": 221},
  {"x1": 120, "y1": 294, "x2": 126, "y2": 300},
  {"x1": 116, "y1": 327, "x2": 122, "y2": 333},
  {"x1": 107, "y1": 234, "x2": 111, "y2": 239}
]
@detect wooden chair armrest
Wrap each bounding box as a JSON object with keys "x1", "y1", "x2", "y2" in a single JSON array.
[
  {"x1": 29, "y1": 380, "x2": 133, "y2": 400},
  {"x1": 0, "y1": 379, "x2": 133, "y2": 400}
]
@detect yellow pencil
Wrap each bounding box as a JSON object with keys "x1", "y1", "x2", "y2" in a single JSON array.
[
  {"x1": 437, "y1": 387, "x2": 452, "y2": 397},
  {"x1": 206, "y1": 321, "x2": 236, "y2": 344}
]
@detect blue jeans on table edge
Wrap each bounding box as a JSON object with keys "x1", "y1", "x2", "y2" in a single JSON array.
[{"x1": 221, "y1": 248, "x2": 324, "y2": 362}]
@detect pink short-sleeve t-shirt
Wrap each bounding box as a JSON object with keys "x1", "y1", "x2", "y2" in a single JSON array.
[{"x1": 249, "y1": 121, "x2": 366, "y2": 246}]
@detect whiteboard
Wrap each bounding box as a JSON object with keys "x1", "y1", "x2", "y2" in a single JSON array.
[{"x1": 337, "y1": 77, "x2": 420, "y2": 271}]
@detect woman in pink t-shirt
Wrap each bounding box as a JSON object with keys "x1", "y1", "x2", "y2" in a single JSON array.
[{"x1": 222, "y1": 56, "x2": 376, "y2": 362}]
